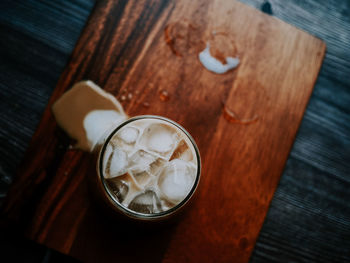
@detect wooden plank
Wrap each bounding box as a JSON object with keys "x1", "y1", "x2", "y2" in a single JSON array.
[{"x1": 1, "y1": 0, "x2": 325, "y2": 262}]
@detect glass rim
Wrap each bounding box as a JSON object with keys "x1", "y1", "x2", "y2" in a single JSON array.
[{"x1": 98, "y1": 115, "x2": 201, "y2": 220}]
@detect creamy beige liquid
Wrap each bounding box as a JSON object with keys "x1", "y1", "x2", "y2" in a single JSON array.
[
  {"x1": 52, "y1": 81, "x2": 127, "y2": 151},
  {"x1": 102, "y1": 118, "x2": 198, "y2": 214}
]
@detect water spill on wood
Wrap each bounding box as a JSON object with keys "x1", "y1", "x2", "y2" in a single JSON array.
[
  {"x1": 223, "y1": 105, "x2": 259, "y2": 125},
  {"x1": 221, "y1": 80, "x2": 270, "y2": 125},
  {"x1": 164, "y1": 21, "x2": 239, "y2": 74},
  {"x1": 164, "y1": 21, "x2": 203, "y2": 57}
]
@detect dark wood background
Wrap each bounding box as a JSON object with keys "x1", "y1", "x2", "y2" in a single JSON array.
[{"x1": 0, "y1": 0, "x2": 349, "y2": 262}]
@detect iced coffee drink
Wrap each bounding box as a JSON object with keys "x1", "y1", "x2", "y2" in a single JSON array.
[
  {"x1": 97, "y1": 116, "x2": 200, "y2": 219},
  {"x1": 52, "y1": 81, "x2": 200, "y2": 221}
]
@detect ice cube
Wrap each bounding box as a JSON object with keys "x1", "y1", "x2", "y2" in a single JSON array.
[
  {"x1": 103, "y1": 144, "x2": 114, "y2": 174},
  {"x1": 149, "y1": 158, "x2": 166, "y2": 176},
  {"x1": 160, "y1": 199, "x2": 174, "y2": 211},
  {"x1": 129, "y1": 150, "x2": 157, "y2": 174},
  {"x1": 132, "y1": 171, "x2": 151, "y2": 187},
  {"x1": 169, "y1": 139, "x2": 193, "y2": 162},
  {"x1": 117, "y1": 173, "x2": 143, "y2": 206},
  {"x1": 106, "y1": 148, "x2": 128, "y2": 178},
  {"x1": 138, "y1": 123, "x2": 179, "y2": 159},
  {"x1": 110, "y1": 127, "x2": 139, "y2": 154},
  {"x1": 118, "y1": 126, "x2": 139, "y2": 144},
  {"x1": 105, "y1": 177, "x2": 129, "y2": 202},
  {"x1": 158, "y1": 159, "x2": 196, "y2": 204},
  {"x1": 128, "y1": 190, "x2": 162, "y2": 214}
]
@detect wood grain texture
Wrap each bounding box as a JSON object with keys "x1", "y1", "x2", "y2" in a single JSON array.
[
  {"x1": 1, "y1": 0, "x2": 325, "y2": 262},
  {"x1": 240, "y1": 1, "x2": 350, "y2": 262}
]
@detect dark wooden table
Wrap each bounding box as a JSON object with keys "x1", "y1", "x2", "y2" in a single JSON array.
[{"x1": 0, "y1": 0, "x2": 349, "y2": 262}]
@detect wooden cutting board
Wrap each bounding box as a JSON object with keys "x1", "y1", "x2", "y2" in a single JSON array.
[{"x1": 1, "y1": 0, "x2": 325, "y2": 262}]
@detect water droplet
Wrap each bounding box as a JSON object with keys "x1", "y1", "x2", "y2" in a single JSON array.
[
  {"x1": 121, "y1": 95, "x2": 126, "y2": 101},
  {"x1": 127, "y1": 93, "x2": 133, "y2": 100},
  {"x1": 142, "y1": 102, "x2": 150, "y2": 108},
  {"x1": 159, "y1": 90, "x2": 170, "y2": 102}
]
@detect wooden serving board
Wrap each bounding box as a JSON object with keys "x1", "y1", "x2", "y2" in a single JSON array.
[{"x1": 1, "y1": 0, "x2": 325, "y2": 262}]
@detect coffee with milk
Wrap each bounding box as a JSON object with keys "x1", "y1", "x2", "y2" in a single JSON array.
[{"x1": 101, "y1": 117, "x2": 198, "y2": 214}]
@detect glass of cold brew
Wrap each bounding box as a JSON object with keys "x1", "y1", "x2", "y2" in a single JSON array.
[{"x1": 95, "y1": 115, "x2": 201, "y2": 222}]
